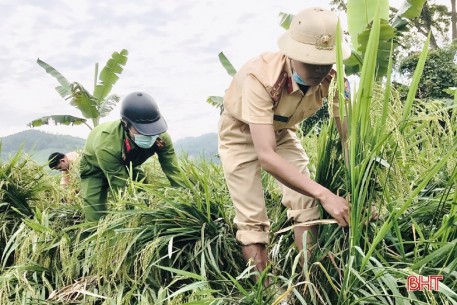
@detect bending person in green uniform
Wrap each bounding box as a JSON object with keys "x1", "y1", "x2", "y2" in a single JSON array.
[{"x1": 80, "y1": 91, "x2": 183, "y2": 221}]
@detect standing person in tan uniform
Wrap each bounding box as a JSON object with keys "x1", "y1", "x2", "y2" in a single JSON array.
[
  {"x1": 48, "y1": 151, "x2": 80, "y2": 187},
  {"x1": 218, "y1": 7, "x2": 351, "y2": 277}
]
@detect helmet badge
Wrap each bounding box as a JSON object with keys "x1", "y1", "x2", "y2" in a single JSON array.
[{"x1": 315, "y1": 34, "x2": 335, "y2": 50}]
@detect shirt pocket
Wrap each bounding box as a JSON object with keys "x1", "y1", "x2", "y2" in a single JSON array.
[{"x1": 272, "y1": 96, "x2": 301, "y2": 125}]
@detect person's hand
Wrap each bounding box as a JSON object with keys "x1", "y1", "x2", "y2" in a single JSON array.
[{"x1": 319, "y1": 191, "x2": 350, "y2": 227}]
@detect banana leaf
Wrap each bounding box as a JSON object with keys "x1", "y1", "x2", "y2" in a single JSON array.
[
  {"x1": 27, "y1": 115, "x2": 87, "y2": 127},
  {"x1": 347, "y1": 0, "x2": 390, "y2": 48},
  {"x1": 356, "y1": 20, "x2": 396, "y2": 77},
  {"x1": 69, "y1": 82, "x2": 99, "y2": 119},
  {"x1": 345, "y1": 0, "x2": 426, "y2": 77},
  {"x1": 218, "y1": 52, "x2": 236, "y2": 77},
  {"x1": 206, "y1": 96, "x2": 223, "y2": 108},
  {"x1": 278, "y1": 12, "x2": 293, "y2": 30},
  {"x1": 98, "y1": 94, "x2": 120, "y2": 118},
  {"x1": 206, "y1": 96, "x2": 224, "y2": 114},
  {"x1": 93, "y1": 49, "x2": 128, "y2": 103},
  {"x1": 391, "y1": 0, "x2": 427, "y2": 29},
  {"x1": 36, "y1": 58, "x2": 72, "y2": 99}
]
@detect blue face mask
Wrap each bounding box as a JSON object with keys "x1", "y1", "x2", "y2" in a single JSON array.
[
  {"x1": 292, "y1": 71, "x2": 308, "y2": 86},
  {"x1": 133, "y1": 134, "x2": 158, "y2": 149}
]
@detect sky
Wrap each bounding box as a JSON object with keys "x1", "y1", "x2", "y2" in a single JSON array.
[{"x1": 0, "y1": 0, "x2": 449, "y2": 141}]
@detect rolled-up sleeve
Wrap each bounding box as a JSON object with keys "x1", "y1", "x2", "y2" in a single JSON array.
[{"x1": 156, "y1": 132, "x2": 184, "y2": 187}]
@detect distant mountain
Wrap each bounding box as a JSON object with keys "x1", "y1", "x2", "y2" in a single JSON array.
[
  {"x1": 0, "y1": 130, "x2": 218, "y2": 164},
  {"x1": 1, "y1": 130, "x2": 86, "y2": 164},
  {"x1": 174, "y1": 133, "x2": 219, "y2": 162}
]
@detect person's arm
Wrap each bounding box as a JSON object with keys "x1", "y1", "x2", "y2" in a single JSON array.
[
  {"x1": 95, "y1": 147, "x2": 129, "y2": 190},
  {"x1": 155, "y1": 132, "x2": 184, "y2": 187},
  {"x1": 249, "y1": 123, "x2": 350, "y2": 226},
  {"x1": 60, "y1": 171, "x2": 70, "y2": 187}
]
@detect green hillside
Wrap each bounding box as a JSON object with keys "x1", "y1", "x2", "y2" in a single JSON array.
[
  {"x1": 0, "y1": 130, "x2": 86, "y2": 164},
  {"x1": 174, "y1": 133, "x2": 219, "y2": 162},
  {"x1": 0, "y1": 130, "x2": 218, "y2": 164}
]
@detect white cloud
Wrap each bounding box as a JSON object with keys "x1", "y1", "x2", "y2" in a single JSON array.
[{"x1": 0, "y1": 0, "x2": 448, "y2": 142}]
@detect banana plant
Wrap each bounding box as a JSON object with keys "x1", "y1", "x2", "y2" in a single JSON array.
[
  {"x1": 279, "y1": 0, "x2": 426, "y2": 78},
  {"x1": 347, "y1": 0, "x2": 428, "y2": 77},
  {"x1": 28, "y1": 49, "x2": 128, "y2": 130},
  {"x1": 206, "y1": 52, "x2": 236, "y2": 114},
  {"x1": 345, "y1": 0, "x2": 426, "y2": 77}
]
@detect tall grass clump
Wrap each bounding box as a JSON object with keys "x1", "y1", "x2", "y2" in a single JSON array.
[
  {"x1": 1, "y1": 155, "x2": 251, "y2": 304},
  {"x1": 0, "y1": 149, "x2": 58, "y2": 266}
]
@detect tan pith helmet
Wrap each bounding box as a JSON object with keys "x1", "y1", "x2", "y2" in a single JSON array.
[{"x1": 277, "y1": 7, "x2": 351, "y2": 65}]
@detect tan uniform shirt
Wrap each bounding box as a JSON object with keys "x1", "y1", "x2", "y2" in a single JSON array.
[{"x1": 223, "y1": 51, "x2": 342, "y2": 129}]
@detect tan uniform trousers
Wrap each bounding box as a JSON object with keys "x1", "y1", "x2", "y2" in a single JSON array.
[{"x1": 218, "y1": 112, "x2": 321, "y2": 245}]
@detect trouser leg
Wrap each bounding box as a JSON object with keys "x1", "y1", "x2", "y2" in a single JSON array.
[
  {"x1": 275, "y1": 129, "x2": 321, "y2": 224},
  {"x1": 218, "y1": 112, "x2": 270, "y2": 245},
  {"x1": 80, "y1": 176, "x2": 108, "y2": 221},
  {"x1": 222, "y1": 157, "x2": 270, "y2": 245},
  {"x1": 275, "y1": 129, "x2": 321, "y2": 262}
]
